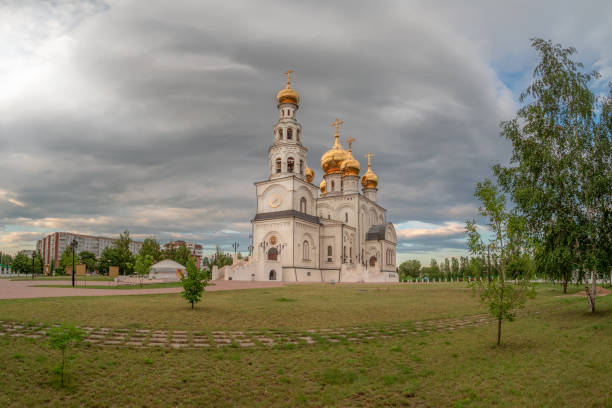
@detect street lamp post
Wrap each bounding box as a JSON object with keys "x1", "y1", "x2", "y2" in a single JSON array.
[
  {"x1": 31, "y1": 252, "x2": 35, "y2": 280},
  {"x1": 70, "y1": 239, "x2": 78, "y2": 287}
]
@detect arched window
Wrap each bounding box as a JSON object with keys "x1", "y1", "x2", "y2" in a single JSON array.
[
  {"x1": 287, "y1": 157, "x2": 295, "y2": 173},
  {"x1": 275, "y1": 158, "x2": 281, "y2": 173},
  {"x1": 331, "y1": 181, "x2": 335, "y2": 191},
  {"x1": 278, "y1": 128, "x2": 283, "y2": 140},
  {"x1": 300, "y1": 197, "x2": 307, "y2": 213},
  {"x1": 303, "y1": 240, "x2": 309, "y2": 260},
  {"x1": 299, "y1": 160, "x2": 303, "y2": 174},
  {"x1": 268, "y1": 247, "x2": 278, "y2": 261},
  {"x1": 369, "y1": 256, "x2": 376, "y2": 267},
  {"x1": 297, "y1": 129, "x2": 300, "y2": 141},
  {"x1": 327, "y1": 246, "x2": 332, "y2": 262},
  {"x1": 287, "y1": 128, "x2": 293, "y2": 140},
  {"x1": 345, "y1": 213, "x2": 348, "y2": 223},
  {"x1": 349, "y1": 247, "x2": 352, "y2": 263},
  {"x1": 343, "y1": 246, "x2": 346, "y2": 263}
]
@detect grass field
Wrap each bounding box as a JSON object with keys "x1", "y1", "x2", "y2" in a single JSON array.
[
  {"x1": 32, "y1": 282, "x2": 184, "y2": 290},
  {"x1": 1, "y1": 283, "x2": 611, "y2": 407},
  {"x1": 10, "y1": 276, "x2": 114, "y2": 281}
]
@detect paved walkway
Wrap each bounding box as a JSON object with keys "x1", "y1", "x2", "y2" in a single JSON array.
[
  {"x1": 0, "y1": 279, "x2": 285, "y2": 299},
  {"x1": 0, "y1": 313, "x2": 517, "y2": 349}
]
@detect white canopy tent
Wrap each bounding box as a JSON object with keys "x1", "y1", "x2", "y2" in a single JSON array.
[{"x1": 148, "y1": 259, "x2": 186, "y2": 282}]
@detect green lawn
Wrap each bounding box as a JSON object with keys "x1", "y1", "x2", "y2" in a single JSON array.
[
  {"x1": 0, "y1": 283, "x2": 584, "y2": 331},
  {"x1": 32, "y1": 282, "x2": 184, "y2": 290},
  {"x1": 10, "y1": 276, "x2": 114, "y2": 281},
  {"x1": 1, "y1": 283, "x2": 611, "y2": 407}
]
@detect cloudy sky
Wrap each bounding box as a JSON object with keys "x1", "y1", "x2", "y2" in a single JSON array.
[{"x1": 1, "y1": 0, "x2": 611, "y2": 262}]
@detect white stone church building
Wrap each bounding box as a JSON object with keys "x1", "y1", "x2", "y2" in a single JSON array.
[{"x1": 217, "y1": 72, "x2": 398, "y2": 282}]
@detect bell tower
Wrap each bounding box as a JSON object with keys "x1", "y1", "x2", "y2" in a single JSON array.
[{"x1": 268, "y1": 70, "x2": 308, "y2": 180}]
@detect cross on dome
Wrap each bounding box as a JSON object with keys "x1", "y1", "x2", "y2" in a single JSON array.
[
  {"x1": 285, "y1": 70, "x2": 294, "y2": 88},
  {"x1": 331, "y1": 118, "x2": 344, "y2": 137},
  {"x1": 345, "y1": 136, "x2": 356, "y2": 151}
]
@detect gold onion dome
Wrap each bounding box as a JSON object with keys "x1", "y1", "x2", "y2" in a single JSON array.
[
  {"x1": 340, "y1": 136, "x2": 361, "y2": 176},
  {"x1": 305, "y1": 166, "x2": 314, "y2": 183},
  {"x1": 361, "y1": 153, "x2": 378, "y2": 189},
  {"x1": 321, "y1": 118, "x2": 349, "y2": 174},
  {"x1": 319, "y1": 179, "x2": 327, "y2": 194},
  {"x1": 276, "y1": 70, "x2": 300, "y2": 106}
]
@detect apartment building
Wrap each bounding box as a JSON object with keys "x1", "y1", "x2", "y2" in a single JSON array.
[{"x1": 38, "y1": 232, "x2": 143, "y2": 268}]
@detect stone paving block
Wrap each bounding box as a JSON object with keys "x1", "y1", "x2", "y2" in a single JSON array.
[
  {"x1": 125, "y1": 341, "x2": 143, "y2": 346},
  {"x1": 239, "y1": 342, "x2": 255, "y2": 347},
  {"x1": 104, "y1": 340, "x2": 122, "y2": 345},
  {"x1": 193, "y1": 343, "x2": 210, "y2": 347},
  {"x1": 149, "y1": 342, "x2": 166, "y2": 347},
  {"x1": 214, "y1": 338, "x2": 232, "y2": 344}
]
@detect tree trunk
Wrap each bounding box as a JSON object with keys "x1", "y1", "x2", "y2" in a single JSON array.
[
  {"x1": 497, "y1": 318, "x2": 502, "y2": 346},
  {"x1": 563, "y1": 278, "x2": 568, "y2": 294},
  {"x1": 191, "y1": 302, "x2": 194, "y2": 309},
  {"x1": 585, "y1": 268, "x2": 596, "y2": 313}
]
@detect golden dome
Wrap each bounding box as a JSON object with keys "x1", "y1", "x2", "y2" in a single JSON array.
[
  {"x1": 305, "y1": 166, "x2": 314, "y2": 183},
  {"x1": 361, "y1": 153, "x2": 378, "y2": 189},
  {"x1": 340, "y1": 136, "x2": 361, "y2": 176},
  {"x1": 276, "y1": 70, "x2": 300, "y2": 106},
  {"x1": 321, "y1": 118, "x2": 349, "y2": 174},
  {"x1": 319, "y1": 179, "x2": 327, "y2": 194}
]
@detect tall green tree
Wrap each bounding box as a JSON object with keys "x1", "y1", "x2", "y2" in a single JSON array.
[
  {"x1": 97, "y1": 247, "x2": 116, "y2": 275},
  {"x1": 173, "y1": 242, "x2": 192, "y2": 267},
  {"x1": 451, "y1": 257, "x2": 460, "y2": 278},
  {"x1": 399, "y1": 259, "x2": 421, "y2": 280},
  {"x1": 78, "y1": 251, "x2": 97, "y2": 273},
  {"x1": 466, "y1": 179, "x2": 536, "y2": 346},
  {"x1": 113, "y1": 230, "x2": 135, "y2": 275},
  {"x1": 133, "y1": 254, "x2": 154, "y2": 286},
  {"x1": 58, "y1": 247, "x2": 75, "y2": 274},
  {"x1": 12, "y1": 253, "x2": 31, "y2": 274},
  {"x1": 443, "y1": 258, "x2": 451, "y2": 279},
  {"x1": 494, "y1": 39, "x2": 612, "y2": 311},
  {"x1": 139, "y1": 237, "x2": 162, "y2": 262}
]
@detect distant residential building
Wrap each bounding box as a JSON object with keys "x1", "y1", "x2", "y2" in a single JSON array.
[
  {"x1": 163, "y1": 240, "x2": 203, "y2": 268},
  {"x1": 37, "y1": 232, "x2": 143, "y2": 268},
  {"x1": 20, "y1": 249, "x2": 36, "y2": 257}
]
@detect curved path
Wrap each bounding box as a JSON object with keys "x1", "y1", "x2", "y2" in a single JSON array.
[
  {"x1": 0, "y1": 279, "x2": 285, "y2": 299},
  {"x1": 0, "y1": 313, "x2": 510, "y2": 349}
]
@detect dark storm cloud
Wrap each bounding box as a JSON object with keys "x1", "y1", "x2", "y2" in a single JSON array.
[{"x1": 1, "y1": 0, "x2": 611, "y2": 258}]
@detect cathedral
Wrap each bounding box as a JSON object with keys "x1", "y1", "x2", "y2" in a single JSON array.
[{"x1": 217, "y1": 72, "x2": 398, "y2": 282}]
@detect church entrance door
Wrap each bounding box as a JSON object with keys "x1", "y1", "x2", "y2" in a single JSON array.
[
  {"x1": 268, "y1": 247, "x2": 278, "y2": 261},
  {"x1": 369, "y1": 256, "x2": 377, "y2": 267},
  {"x1": 269, "y1": 270, "x2": 277, "y2": 280}
]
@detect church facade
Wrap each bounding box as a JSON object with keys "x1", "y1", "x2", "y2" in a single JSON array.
[{"x1": 217, "y1": 72, "x2": 398, "y2": 282}]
